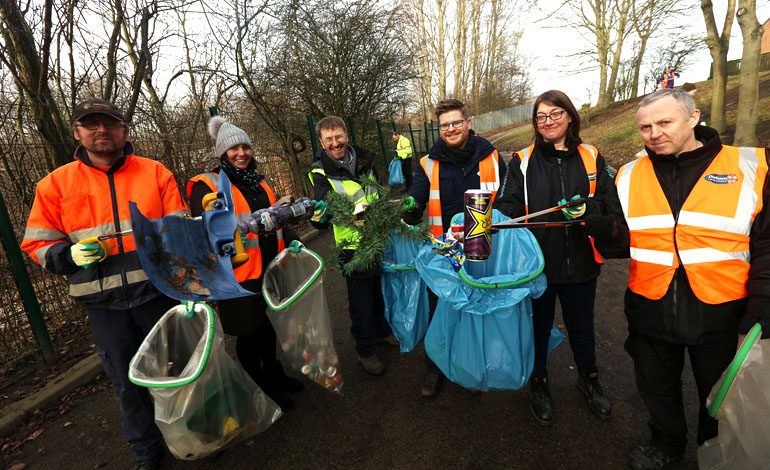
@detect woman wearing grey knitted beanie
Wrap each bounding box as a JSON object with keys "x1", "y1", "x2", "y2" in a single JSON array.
[{"x1": 186, "y1": 116, "x2": 304, "y2": 411}]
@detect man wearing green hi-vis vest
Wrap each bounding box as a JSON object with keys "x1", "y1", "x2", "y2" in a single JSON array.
[{"x1": 308, "y1": 116, "x2": 398, "y2": 376}]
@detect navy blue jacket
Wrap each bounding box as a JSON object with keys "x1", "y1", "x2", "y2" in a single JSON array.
[{"x1": 407, "y1": 135, "x2": 504, "y2": 232}]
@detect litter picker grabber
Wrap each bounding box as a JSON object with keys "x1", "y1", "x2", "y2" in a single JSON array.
[{"x1": 491, "y1": 197, "x2": 587, "y2": 231}]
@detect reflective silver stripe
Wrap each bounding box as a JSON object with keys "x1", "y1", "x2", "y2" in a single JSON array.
[
  {"x1": 166, "y1": 210, "x2": 189, "y2": 217},
  {"x1": 424, "y1": 158, "x2": 436, "y2": 185},
  {"x1": 615, "y1": 159, "x2": 640, "y2": 219},
  {"x1": 37, "y1": 244, "x2": 58, "y2": 269},
  {"x1": 329, "y1": 179, "x2": 347, "y2": 193},
  {"x1": 243, "y1": 238, "x2": 260, "y2": 249},
  {"x1": 429, "y1": 190, "x2": 441, "y2": 199},
  {"x1": 679, "y1": 248, "x2": 750, "y2": 264},
  {"x1": 519, "y1": 146, "x2": 532, "y2": 209},
  {"x1": 70, "y1": 223, "x2": 116, "y2": 242},
  {"x1": 69, "y1": 269, "x2": 149, "y2": 297},
  {"x1": 429, "y1": 216, "x2": 443, "y2": 226},
  {"x1": 24, "y1": 226, "x2": 67, "y2": 241},
  {"x1": 678, "y1": 210, "x2": 752, "y2": 235},
  {"x1": 490, "y1": 151, "x2": 500, "y2": 189},
  {"x1": 480, "y1": 181, "x2": 498, "y2": 191},
  {"x1": 329, "y1": 178, "x2": 366, "y2": 203},
  {"x1": 626, "y1": 214, "x2": 676, "y2": 231},
  {"x1": 579, "y1": 143, "x2": 597, "y2": 160},
  {"x1": 630, "y1": 247, "x2": 675, "y2": 266}
]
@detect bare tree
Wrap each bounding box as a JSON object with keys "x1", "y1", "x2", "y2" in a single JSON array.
[
  {"x1": 0, "y1": 0, "x2": 74, "y2": 169},
  {"x1": 733, "y1": 0, "x2": 762, "y2": 145},
  {"x1": 701, "y1": 0, "x2": 737, "y2": 134}
]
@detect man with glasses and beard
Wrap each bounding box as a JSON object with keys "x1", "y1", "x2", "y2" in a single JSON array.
[
  {"x1": 402, "y1": 99, "x2": 505, "y2": 398},
  {"x1": 22, "y1": 98, "x2": 187, "y2": 470}
]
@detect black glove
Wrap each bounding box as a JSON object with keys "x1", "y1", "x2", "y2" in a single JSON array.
[{"x1": 582, "y1": 213, "x2": 615, "y2": 239}]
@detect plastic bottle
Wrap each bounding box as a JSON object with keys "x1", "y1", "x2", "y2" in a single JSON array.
[{"x1": 238, "y1": 197, "x2": 316, "y2": 234}]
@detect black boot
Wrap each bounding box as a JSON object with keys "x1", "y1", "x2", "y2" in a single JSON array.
[
  {"x1": 529, "y1": 376, "x2": 553, "y2": 425},
  {"x1": 264, "y1": 360, "x2": 305, "y2": 393},
  {"x1": 577, "y1": 372, "x2": 612, "y2": 420},
  {"x1": 263, "y1": 387, "x2": 294, "y2": 411}
]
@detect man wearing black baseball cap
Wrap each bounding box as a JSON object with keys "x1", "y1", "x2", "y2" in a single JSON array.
[{"x1": 22, "y1": 98, "x2": 188, "y2": 469}]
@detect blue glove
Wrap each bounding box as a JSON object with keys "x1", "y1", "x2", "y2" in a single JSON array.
[
  {"x1": 311, "y1": 200, "x2": 330, "y2": 223},
  {"x1": 559, "y1": 195, "x2": 586, "y2": 220},
  {"x1": 288, "y1": 240, "x2": 303, "y2": 254}
]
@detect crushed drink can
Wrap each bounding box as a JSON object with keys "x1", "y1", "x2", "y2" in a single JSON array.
[
  {"x1": 463, "y1": 190, "x2": 492, "y2": 261},
  {"x1": 450, "y1": 225, "x2": 464, "y2": 241}
]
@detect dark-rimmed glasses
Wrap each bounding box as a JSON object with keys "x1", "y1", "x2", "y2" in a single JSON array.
[
  {"x1": 535, "y1": 110, "x2": 565, "y2": 124},
  {"x1": 438, "y1": 119, "x2": 467, "y2": 131},
  {"x1": 76, "y1": 119, "x2": 126, "y2": 131}
]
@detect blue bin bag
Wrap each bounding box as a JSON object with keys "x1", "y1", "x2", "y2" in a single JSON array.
[
  {"x1": 415, "y1": 209, "x2": 563, "y2": 391},
  {"x1": 388, "y1": 159, "x2": 405, "y2": 187},
  {"x1": 381, "y1": 232, "x2": 430, "y2": 353}
]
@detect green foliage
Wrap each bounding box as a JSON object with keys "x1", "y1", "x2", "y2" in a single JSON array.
[{"x1": 325, "y1": 181, "x2": 428, "y2": 276}]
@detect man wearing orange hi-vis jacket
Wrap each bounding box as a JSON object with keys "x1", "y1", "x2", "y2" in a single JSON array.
[
  {"x1": 21, "y1": 99, "x2": 188, "y2": 470},
  {"x1": 594, "y1": 88, "x2": 770, "y2": 470}
]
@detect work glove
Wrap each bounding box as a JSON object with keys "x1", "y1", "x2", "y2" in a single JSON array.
[
  {"x1": 401, "y1": 196, "x2": 422, "y2": 226},
  {"x1": 403, "y1": 196, "x2": 417, "y2": 212},
  {"x1": 288, "y1": 240, "x2": 303, "y2": 254},
  {"x1": 310, "y1": 200, "x2": 330, "y2": 224},
  {"x1": 559, "y1": 195, "x2": 586, "y2": 220},
  {"x1": 582, "y1": 214, "x2": 615, "y2": 239},
  {"x1": 70, "y1": 241, "x2": 107, "y2": 268}
]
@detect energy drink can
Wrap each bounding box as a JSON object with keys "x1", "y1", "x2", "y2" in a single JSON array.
[{"x1": 463, "y1": 190, "x2": 492, "y2": 261}]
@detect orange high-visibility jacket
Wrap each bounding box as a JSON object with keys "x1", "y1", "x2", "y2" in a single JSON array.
[
  {"x1": 616, "y1": 145, "x2": 768, "y2": 304},
  {"x1": 22, "y1": 154, "x2": 188, "y2": 308},
  {"x1": 186, "y1": 172, "x2": 284, "y2": 282},
  {"x1": 518, "y1": 143, "x2": 604, "y2": 264},
  {"x1": 420, "y1": 150, "x2": 501, "y2": 237}
]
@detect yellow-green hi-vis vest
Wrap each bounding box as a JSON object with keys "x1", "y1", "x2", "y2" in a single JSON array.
[{"x1": 309, "y1": 166, "x2": 380, "y2": 249}]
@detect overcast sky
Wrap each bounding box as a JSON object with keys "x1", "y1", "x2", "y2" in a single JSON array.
[{"x1": 517, "y1": 1, "x2": 770, "y2": 107}]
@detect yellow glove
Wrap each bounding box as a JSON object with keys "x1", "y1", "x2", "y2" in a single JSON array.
[{"x1": 70, "y1": 239, "x2": 108, "y2": 268}]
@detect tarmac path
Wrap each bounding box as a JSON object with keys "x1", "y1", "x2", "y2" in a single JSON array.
[{"x1": 1, "y1": 230, "x2": 702, "y2": 470}]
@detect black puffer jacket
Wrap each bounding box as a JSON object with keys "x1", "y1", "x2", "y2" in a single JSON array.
[
  {"x1": 610, "y1": 126, "x2": 770, "y2": 342},
  {"x1": 494, "y1": 140, "x2": 624, "y2": 284}
]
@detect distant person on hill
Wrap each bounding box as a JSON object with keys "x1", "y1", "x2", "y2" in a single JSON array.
[
  {"x1": 494, "y1": 90, "x2": 624, "y2": 425},
  {"x1": 598, "y1": 87, "x2": 770, "y2": 469},
  {"x1": 658, "y1": 67, "x2": 680, "y2": 89}
]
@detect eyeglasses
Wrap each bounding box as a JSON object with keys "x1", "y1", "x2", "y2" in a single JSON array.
[
  {"x1": 76, "y1": 119, "x2": 126, "y2": 131},
  {"x1": 535, "y1": 110, "x2": 565, "y2": 124},
  {"x1": 321, "y1": 134, "x2": 348, "y2": 145},
  {"x1": 438, "y1": 119, "x2": 467, "y2": 131}
]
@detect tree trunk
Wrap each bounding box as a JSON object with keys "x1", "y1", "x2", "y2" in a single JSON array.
[
  {"x1": 0, "y1": 0, "x2": 74, "y2": 169},
  {"x1": 701, "y1": 0, "x2": 737, "y2": 134},
  {"x1": 734, "y1": 0, "x2": 761, "y2": 146},
  {"x1": 436, "y1": 0, "x2": 447, "y2": 100}
]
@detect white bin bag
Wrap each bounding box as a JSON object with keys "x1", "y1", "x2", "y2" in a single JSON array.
[
  {"x1": 698, "y1": 324, "x2": 770, "y2": 469},
  {"x1": 129, "y1": 303, "x2": 282, "y2": 460},
  {"x1": 262, "y1": 245, "x2": 343, "y2": 393}
]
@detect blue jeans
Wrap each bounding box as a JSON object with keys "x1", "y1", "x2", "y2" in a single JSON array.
[
  {"x1": 86, "y1": 295, "x2": 177, "y2": 460},
  {"x1": 531, "y1": 278, "x2": 598, "y2": 379}
]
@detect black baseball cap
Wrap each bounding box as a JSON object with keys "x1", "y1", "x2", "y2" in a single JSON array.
[{"x1": 72, "y1": 98, "x2": 126, "y2": 124}]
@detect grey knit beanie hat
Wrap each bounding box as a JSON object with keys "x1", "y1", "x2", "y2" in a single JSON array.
[{"x1": 207, "y1": 116, "x2": 252, "y2": 158}]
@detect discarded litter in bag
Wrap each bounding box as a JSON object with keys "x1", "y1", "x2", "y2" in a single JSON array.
[
  {"x1": 697, "y1": 323, "x2": 770, "y2": 469},
  {"x1": 128, "y1": 303, "x2": 281, "y2": 460},
  {"x1": 262, "y1": 243, "x2": 343, "y2": 393},
  {"x1": 382, "y1": 232, "x2": 429, "y2": 353},
  {"x1": 415, "y1": 209, "x2": 563, "y2": 391},
  {"x1": 388, "y1": 158, "x2": 404, "y2": 187}
]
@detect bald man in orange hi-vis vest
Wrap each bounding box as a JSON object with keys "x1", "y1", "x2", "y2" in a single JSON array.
[{"x1": 593, "y1": 87, "x2": 770, "y2": 470}]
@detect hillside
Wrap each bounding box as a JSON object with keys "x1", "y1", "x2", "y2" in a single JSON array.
[{"x1": 490, "y1": 71, "x2": 770, "y2": 169}]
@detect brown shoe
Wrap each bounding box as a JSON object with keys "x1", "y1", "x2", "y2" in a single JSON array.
[
  {"x1": 420, "y1": 372, "x2": 444, "y2": 398},
  {"x1": 377, "y1": 334, "x2": 400, "y2": 346},
  {"x1": 357, "y1": 355, "x2": 384, "y2": 375}
]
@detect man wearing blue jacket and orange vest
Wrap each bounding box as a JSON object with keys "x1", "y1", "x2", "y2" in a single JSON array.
[
  {"x1": 403, "y1": 99, "x2": 505, "y2": 398},
  {"x1": 596, "y1": 88, "x2": 770, "y2": 469},
  {"x1": 22, "y1": 99, "x2": 188, "y2": 470}
]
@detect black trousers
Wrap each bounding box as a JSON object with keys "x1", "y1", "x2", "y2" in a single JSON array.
[
  {"x1": 401, "y1": 157, "x2": 413, "y2": 190},
  {"x1": 86, "y1": 295, "x2": 178, "y2": 461},
  {"x1": 424, "y1": 289, "x2": 442, "y2": 375},
  {"x1": 345, "y1": 274, "x2": 391, "y2": 357},
  {"x1": 531, "y1": 278, "x2": 598, "y2": 379},
  {"x1": 624, "y1": 330, "x2": 737, "y2": 456}
]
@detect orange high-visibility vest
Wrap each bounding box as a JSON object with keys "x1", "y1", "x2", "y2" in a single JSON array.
[
  {"x1": 420, "y1": 150, "x2": 501, "y2": 237},
  {"x1": 186, "y1": 172, "x2": 285, "y2": 282},
  {"x1": 615, "y1": 145, "x2": 767, "y2": 304},
  {"x1": 518, "y1": 144, "x2": 604, "y2": 264}
]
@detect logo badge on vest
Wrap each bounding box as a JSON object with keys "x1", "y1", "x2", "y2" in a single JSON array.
[{"x1": 704, "y1": 173, "x2": 739, "y2": 184}]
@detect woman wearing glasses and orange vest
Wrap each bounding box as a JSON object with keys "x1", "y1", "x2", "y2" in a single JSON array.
[
  {"x1": 494, "y1": 90, "x2": 625, "y2": 426},
  {"x1": 187, "y1": 117, "x2": 303, "y2": 411}
]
